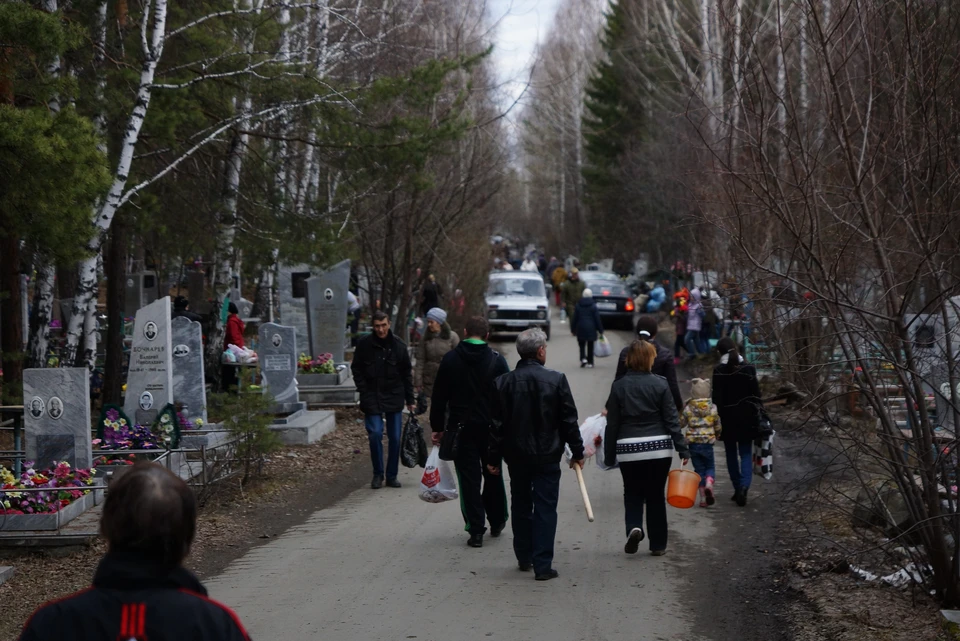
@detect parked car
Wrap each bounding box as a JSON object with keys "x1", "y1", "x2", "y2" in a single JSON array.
[
  {"x1": 486, "y1": 271, "x2": 551, "y2": 340},
  {"x1": 580, "y1": 272, "x2": 636, "y2": 330}
]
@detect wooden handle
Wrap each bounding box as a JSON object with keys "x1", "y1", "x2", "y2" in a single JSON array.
[{"x1": 574, "y1": 465, "x2": 595, "y2": 522}]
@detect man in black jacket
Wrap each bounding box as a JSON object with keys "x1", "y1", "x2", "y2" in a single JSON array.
[
  {"x1": 431, "y1": 316, "x2": 510, "y2": 548},
  {"x1": 488, "y1": 328, "x2": 584, "y2": 581},
  {"x1": 352, "y1": 311, "x2": 416, "y2": 489},
  {"x1": 19, "y1": 463, "x2": 250, "y2": 641},
  {"x1": 614, "y1": 315, "x2": 683, "y2": 414}
]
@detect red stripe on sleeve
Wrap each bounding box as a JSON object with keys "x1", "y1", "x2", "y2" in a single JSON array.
[
  {"x1": 137, "y1": 603, "x2": 146, "y2": 637},
  {"x1": 120, "y1": 603, "x2": 130, "y2": 637}
]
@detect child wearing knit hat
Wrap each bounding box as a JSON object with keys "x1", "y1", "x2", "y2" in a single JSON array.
[{"x1": 681, "y1": 378, "x2": 722, "y2": 507}]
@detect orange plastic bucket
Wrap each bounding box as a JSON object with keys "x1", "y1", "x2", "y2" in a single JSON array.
[{"x1": 666, "y1": 468, "x2": 701, "y2": 509}]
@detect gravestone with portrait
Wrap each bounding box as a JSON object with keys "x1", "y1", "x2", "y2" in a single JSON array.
[
  {"x1": 124, "y1": 297, "x2": 174, "y2": 425},
  {"x1": 257, "y1": 323, "x2": 304, "y2": 413},
  {"x1": 171, "y1": 315, "x2": 207, "y2": 424},
  {"x1": 306, "y1": 259, "x2": 351, "y2": 364},
  {"x1": 23, "y1": 368, "x2": 92, "y2": 470}
]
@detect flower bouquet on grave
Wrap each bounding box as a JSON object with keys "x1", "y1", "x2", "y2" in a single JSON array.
[
  {"x1": 154, "y1": 405, "x2": 182, "y2": 449},
  {"x1": 298, "y1": 353, "x2": 335, "y2": 374},
  {"x1": 0, "y1": 461, "x2": 96, "y2": 514},
  {"x1": 178, "y1": 411, "x2": 204, "y2": 432}
]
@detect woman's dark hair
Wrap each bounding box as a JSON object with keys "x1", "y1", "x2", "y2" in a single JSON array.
[
  {"x1": 228, "y1": 302, "x2": 239, "y2": 315},
  {"x1": 716, "y1": 337, "x2": 741, "y2": 372},
  {"x1": 635, "y1": 315, "x2": 658, "y2": 339},
  {"x1": 100, "y1": 462, "x2": 197, "y2": 568}
]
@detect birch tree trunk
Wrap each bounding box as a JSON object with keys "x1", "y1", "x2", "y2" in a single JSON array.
[
  {"x1": 63, "y1": 0, "x2": 169, "y2": 367},
  {"x1": 26, "y1": 0, "x2": 62, "y2": 366},
  {"x1": 27, "y1": 268, "x2": 56, "y2": 369}
]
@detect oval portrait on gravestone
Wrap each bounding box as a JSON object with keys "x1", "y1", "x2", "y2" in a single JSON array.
[
  {"x1": 173, "y1": 344, "x2": 190, "y2": 358},
  {"x1": 324, "y1": 288, "x2": 334, "y2": 301},
  {"x1": 144, "y1": 320, "x2": 159, "y2": 341},
  {"x1": 29, "y1": 396, "x2": 45, "y2": 419},
  {"x1": 139, "y1": 391, "x2": 154, "y2": 411},
  {"x1": 47, "y1": 397, "x2": 64, "y2": 420},
  {"x1": 272, "y1": 333, "x2": 282, "y2": 348}
]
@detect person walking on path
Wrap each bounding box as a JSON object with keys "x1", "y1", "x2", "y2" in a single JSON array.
[
  {"x1": 571, "y1": 288, "x2": 604, "y2": 368},
  {"x1": 430, "y1": 316, "x2": 510, "y2": 548},
  {"x1": 352, "y1": 311, "x2": 416, "y2": 490},
  {"x1": 521, "y1": 255, "x2": 540, "y2": 272},
  {"x1": 488, "y1": 328, "x2": 584, "y2": 581},
  {"x1": 19, "y1": 463, "x2": 251, "y2": 641},
  {"x1": 614, "y1": 316, "x2": 683, "y2": 414},
  {"x1": 681, "y1": 378, "x2": 722, "y2": 507},
  {"x1": 685, "y1": 287, "x2": 704, "y2": 358},
  {"x1": 672, "y1": 289, "x2": 689, "y2": 362},
  {"x1": 420, "y1": 274, "x2": 442, "y2": 316},
  {"x1": 604, "y1": 340, "x2": 690, "y2": 556},
  {"x1": 415, "y1": 308, "x2": 460, "y2": 410},
  {"x1": 712, "y1": 337, "x2": 763, "y2": 507},
  {"x1": 550, "y1": 263, "x2": 567, "y2": 307},
  {"x1": 561, "y1": 268, "x2": 586, "y2": 321}
]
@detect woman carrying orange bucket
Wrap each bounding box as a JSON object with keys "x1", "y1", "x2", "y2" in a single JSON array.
[{"x1": 604, "y1": 340, "x2": 690, "y2": 556}]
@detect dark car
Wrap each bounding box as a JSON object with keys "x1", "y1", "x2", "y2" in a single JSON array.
[{"x1": 580, "y1": 272, "x2": 636, "y2": 330}]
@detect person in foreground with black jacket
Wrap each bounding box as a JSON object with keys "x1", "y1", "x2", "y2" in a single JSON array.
[
  {"x1": 430, "y1": 316, "x2": 510, "y2": 548},
  {"x1": 352, "y1": 311, "x2": 416, "y2": 489},
  {"x1": 605, "y1": 340, "x2": 690, "y2": 557},
  {"x1": 614, "y1": 315, "x2": 683, "y2": 414},
  {"x1": 19, "y1": 462, "x2": 250, "y2": 641},
  {"x1": 488, "y1": 328, "x2": 584, "y2": 581}
]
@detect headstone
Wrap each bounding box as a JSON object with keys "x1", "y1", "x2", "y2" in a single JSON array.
[
  {"x1": 258, "y1": 323, "x2": 299, "y2": 405},
  {"x1": 23, "y1": 368, "x2": 92, "y2": 470},
  {"x1": 124, "y1": 297, "x2": 174, "y2": 421},
  {"x1": 171, "y1": 315, "x2": 207, "y2": 424},
  {"x1": 306, "y1": 259, "x2": 351, "y2": 363},
  {"x1": 278, "y1": 263, "x2": 312, "y2": 348}
]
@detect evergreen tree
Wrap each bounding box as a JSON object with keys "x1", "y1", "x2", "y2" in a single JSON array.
[
  {"x1": 0, "y1": 2, "x2": 109, "y2": 397},
  {"x1": 581, "y1": 0, "x2": 645, "y2": 261}
]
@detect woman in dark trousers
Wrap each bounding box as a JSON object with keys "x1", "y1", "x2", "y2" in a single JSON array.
[
  {"x1": 571, "y1": 288, "x2": 603, "y2": 368},
  {"x1": 712, "y1": 337, "x2": 762, "y2": 506},
  {"x1": 605, "y1": 340, "x2": 689, "y2": 556}
]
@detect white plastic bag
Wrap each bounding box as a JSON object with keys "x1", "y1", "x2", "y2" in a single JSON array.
[
  {"x1": 579, "y1": 414, "x2": 606, "y2": 458},
  {"x1": 595, "y1": 336, "x2": 612, "y2": 358},
  {"x1": 419, "y1": 447, "x2": 459, "y2": 503}
]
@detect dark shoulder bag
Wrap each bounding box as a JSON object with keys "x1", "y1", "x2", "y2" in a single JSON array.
[{"x1": 439, "y1": 350, "x2": 500, "y2": 461}]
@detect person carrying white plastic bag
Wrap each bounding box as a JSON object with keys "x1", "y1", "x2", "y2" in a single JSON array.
[{"x1": 419, "y1": 446, "x2": 459, "y2": 503}]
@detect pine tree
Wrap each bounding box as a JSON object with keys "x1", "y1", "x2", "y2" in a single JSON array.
[
  {"x1": 0, "y1": 3, "x2": 110, "y2": 398},
  {"x1": 581, "y1": 0, "x2": 646, "y2": 262}
]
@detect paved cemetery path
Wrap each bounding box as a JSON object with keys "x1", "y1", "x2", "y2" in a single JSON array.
[{"x1": 204, "y1": 324, "x2": 728, "y2": 641}]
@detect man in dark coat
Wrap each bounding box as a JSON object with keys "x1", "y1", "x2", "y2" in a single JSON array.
[
  {"x1": 420, "y1": 274, "x2": 442, "y2": 316},
  {"x1": 571, "y1": 288, "x2": 604, "y2": 368},
  {"x1": 488, "y1": 328, "x2": 584, "y2": 581},
  {"x1": 352, "y1": 311, "x2": 416, "y2": 489},
  {"x1": 431, "y1": 316, "x2": 510, "y2": 548},
  {"x1": 19, "y1": 463, "x2": 250, "y2": 641},
  {"x1": 614, "y1": 315, "x2": 683, "y2": 414}
]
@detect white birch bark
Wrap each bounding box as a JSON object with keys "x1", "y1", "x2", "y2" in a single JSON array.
[
  {"x1": 64, "y1": 0, "x2": 169, "y2": 367},
  {"x1": 28, "y1": 0, "x2": 61, "y2": 365},
  {"x1": 27, "y1": 267, "x2": 56, "y2": 368}
]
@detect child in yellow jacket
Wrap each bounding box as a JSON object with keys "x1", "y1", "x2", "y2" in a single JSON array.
[{"x1": 681, "y1": 378, "x2": 722, "y2": 507}]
